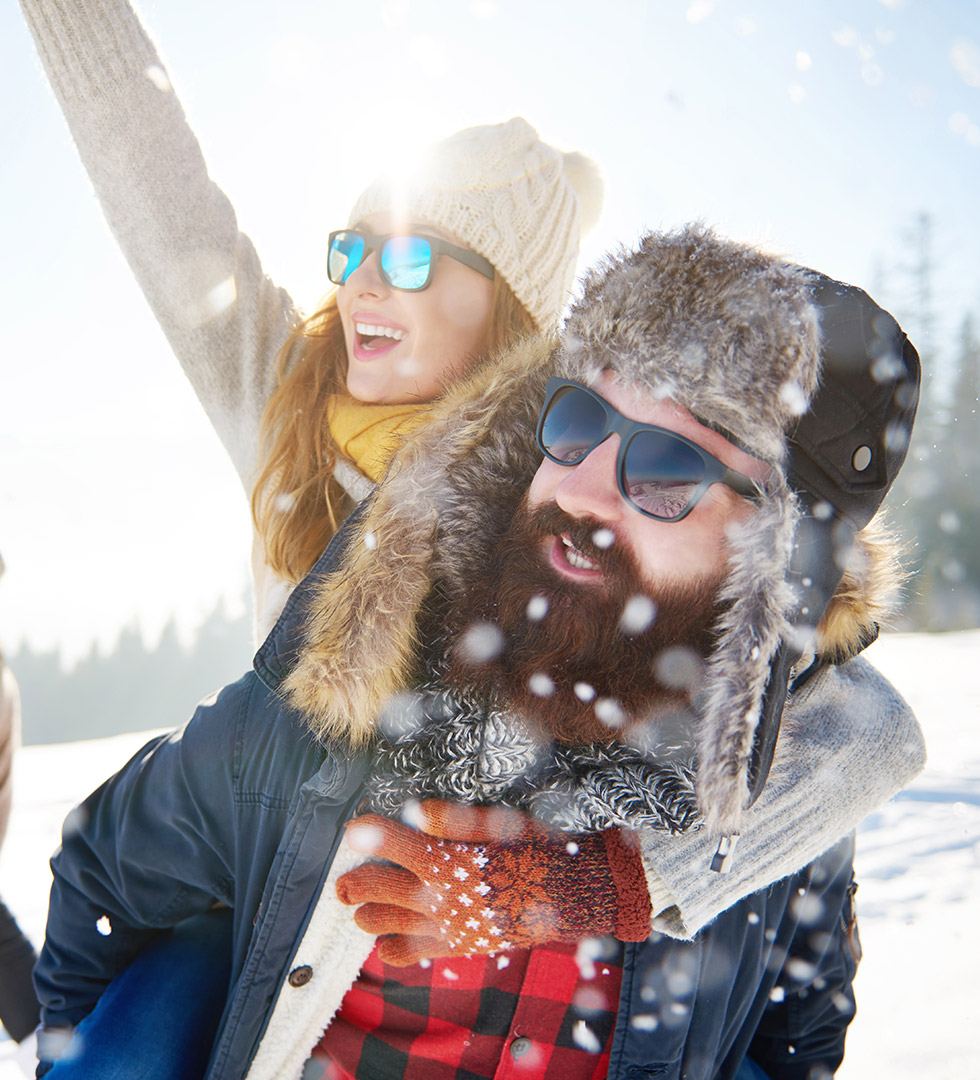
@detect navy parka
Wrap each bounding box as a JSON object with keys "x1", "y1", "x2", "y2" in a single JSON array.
[{"x1": 35, "y1": 519, "x2": 860, "y2": 1080}]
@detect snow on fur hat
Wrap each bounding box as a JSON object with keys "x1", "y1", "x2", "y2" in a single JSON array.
[
  {"x1": 348, "y1": 117, "x2": 603, "y2": 331},
  {"x1": 285, "y1": 224, "x2": 919, "y2": 841}
]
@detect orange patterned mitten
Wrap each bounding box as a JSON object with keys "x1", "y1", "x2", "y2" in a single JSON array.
[{"x1": 336, "y1": 800, "x2": 651, "y2": 966}]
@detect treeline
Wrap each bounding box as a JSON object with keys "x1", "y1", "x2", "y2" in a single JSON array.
[
  {"x1": 11, "y1": 598, "x2": 253, "y2": 745},
  {"x1": 879, "y1": 214, "x2": 980, "y2": 631}
]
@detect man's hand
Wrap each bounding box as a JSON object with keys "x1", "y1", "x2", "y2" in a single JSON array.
[{"x1": 336, "y1": 800, "x2": 651, "y2": 966}]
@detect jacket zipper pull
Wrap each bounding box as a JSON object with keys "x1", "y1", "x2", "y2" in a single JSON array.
[{"x1": 710, "y1": 834, "x2": 739, "y2": 873}]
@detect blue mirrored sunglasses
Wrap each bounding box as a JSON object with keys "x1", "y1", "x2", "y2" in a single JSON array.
[
  {"x1": 327, "y1": 229, "x2": 495, "y2": 292},
  {"x1": 536, "y1": 378, "x2": 759, "y2": 521}
]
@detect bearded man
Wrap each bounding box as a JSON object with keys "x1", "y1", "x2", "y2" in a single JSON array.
[{"x1": 36, "y1": 227, "x2": 924, "y2": 1080}]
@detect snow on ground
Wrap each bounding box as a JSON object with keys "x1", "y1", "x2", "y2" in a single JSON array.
[
  {"x1": 837, "y1": 630, "x2": 980, "y2": 1080},
  {"x1": 1, "y1": 631, "x2": 978, "y2": 1077}
]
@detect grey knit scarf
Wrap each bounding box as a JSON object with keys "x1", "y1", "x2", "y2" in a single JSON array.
[{"x1": 365, "y1": 676, "x2": 701, "y2": 834}]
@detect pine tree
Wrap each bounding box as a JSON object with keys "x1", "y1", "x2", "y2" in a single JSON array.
[
  {"x1": 930, "y1": 314, "x2": 980, "y2": 627},
  {"x1": 883, "y1": 213, "x2": 942, "y2": 627}
]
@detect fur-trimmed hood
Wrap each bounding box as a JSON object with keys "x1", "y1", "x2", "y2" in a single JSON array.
[{"x1": 284, "y1": 225, "x2": 918, "y2": 837}]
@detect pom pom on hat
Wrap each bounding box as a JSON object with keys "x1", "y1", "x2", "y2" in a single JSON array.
[
  {"x1": 562, "y1": 150, "x2": 604, "y2": 235},
  {"x1": 348, "y1": 117, "x2": 602, "y2": 330}
]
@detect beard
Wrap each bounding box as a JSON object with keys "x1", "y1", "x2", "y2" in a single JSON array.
[{"x1": 440, "y1": 497, "x2": 724, "y2": 744}]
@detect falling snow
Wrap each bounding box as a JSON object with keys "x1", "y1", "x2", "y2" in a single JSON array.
[
  {"x1": 653, "y1": 645, "x2": 703, "y2": 691},
  {"x1": 571, "y1": 1020, "x2": 602, "y2": 1053},
  {"x1": 458, "y1": 622, "x2": 504, "y2": 664},
  {"x1": 526, "y1": 595, "x2": 549, "y2": 621},
  {"x1": 143, "y1": 64, "x2": 172, "y2": 92},
  {"x1": 195, "y1": 275, "x2": 237, "y2": 322},
  {"x1": 778, "y1": 380, "x2": 808, "y2": 415},
  {"x1": 631, "y1": 1013, "x2": 660, "y2": 1032},
  {"x1": 527, "y1": 671, "x2": 556, "y2": 698},
  {"x1": 573, "y1": 682, "x2": 596, "y2": 702},
  {"x1": 594, "y1": 697, "x2": 626, "y2": 728},
  {"x1": 619, "y1": 595, "x2": 657, "y2": 635},
  {"x1": 949, "y1": 38, "x2": 980, "y2": 88}
]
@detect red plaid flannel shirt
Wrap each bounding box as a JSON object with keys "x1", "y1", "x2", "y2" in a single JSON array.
[{"x1": 312, "y1": 938, "x2": 624, "y2": 1079}]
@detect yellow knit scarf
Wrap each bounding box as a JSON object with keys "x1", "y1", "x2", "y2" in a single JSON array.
[{"x1": 326, "y1": 395, "x2": 431, "y2": 482}]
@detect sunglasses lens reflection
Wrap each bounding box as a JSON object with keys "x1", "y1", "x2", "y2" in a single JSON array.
[
  {"x1": 540, "y1": 386, "x2": 607, "y2": 464},
  {"x1": 328, "y1": 231, "x2": 364, "y2": 284},
  {"x1": 624, "y1": 431, "x2": 704, "y2": 519},
  {"x1": 541, "y1": 385, "x2": 708, "y2": 520},
  {"x1": 381, "y1": 236, "x2": 432, "y2": 291}
]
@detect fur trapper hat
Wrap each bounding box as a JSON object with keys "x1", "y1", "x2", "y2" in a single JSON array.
[{"x1": 284, "y1": 225, "x2": 919, "y2": 840}]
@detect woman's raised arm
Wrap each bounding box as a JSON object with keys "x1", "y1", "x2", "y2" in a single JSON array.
[{"x1": 19, "y1": 0, "x2": 297, "y2": 486}]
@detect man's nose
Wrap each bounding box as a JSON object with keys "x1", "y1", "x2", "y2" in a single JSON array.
[{"x1": 553, "y1": 435, "x2": 626, "y2": 522}]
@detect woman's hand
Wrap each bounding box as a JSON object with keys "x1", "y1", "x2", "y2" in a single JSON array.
[{"x1": 336, "y1": 799, "x2": 651, "y2": 966}]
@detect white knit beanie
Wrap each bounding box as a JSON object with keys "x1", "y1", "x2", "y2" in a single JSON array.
[{"x1": 347, "y1": 117, "x2": 603, "y2": 331}]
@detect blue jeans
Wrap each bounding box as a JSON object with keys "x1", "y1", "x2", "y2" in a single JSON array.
[
  {"x1": 40, "y1": 908, "x2": 233, "y2": 1080},
  {"x1": 0, "y1": 897, "x2": 39, "y2": 1042},
  {"x1": 734, "y1": 1057, "x2": 772, "y2": 1080}
]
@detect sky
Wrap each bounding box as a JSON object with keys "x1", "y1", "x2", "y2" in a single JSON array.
[
  {"x1": 1, "y1": 0, "x2": 978, "y2": 664},
  {"x1": 2, "y1": 629, "x2": 979, "y2": 1075}
]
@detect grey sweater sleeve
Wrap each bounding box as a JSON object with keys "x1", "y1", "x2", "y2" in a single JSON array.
[
  {"x1": 641, "y1": 655, "x2": 926, "y2": 938},
  {"x1": 19, "y1": 0, "x2": 299, "y2": 488}
]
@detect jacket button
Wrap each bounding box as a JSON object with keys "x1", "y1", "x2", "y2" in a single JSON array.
[
  {"x1": 288, "y1": 965, "x2": 313, "y2": 987},
  {"x1": 510, "y1": 1037, "x2": 532, "y2": 1058}
]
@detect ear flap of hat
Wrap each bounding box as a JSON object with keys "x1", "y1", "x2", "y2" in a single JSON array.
[
  {"x1": 741, "y1": 502, "x2": 857, "y2": 819},
  {"x1": 694, "y1": 467, "x2": 800, "y2": 839},
  {"x1": 732, "y1": 276, "x2": 921, "y2": 830}
]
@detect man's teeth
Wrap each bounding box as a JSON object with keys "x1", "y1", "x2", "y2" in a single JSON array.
[
  {"x1": 561, "y1": 536, "x2": 600, "y2": 571},
  {"x1": 356, "y1": 322, "x2": 406, "y2": 342}
]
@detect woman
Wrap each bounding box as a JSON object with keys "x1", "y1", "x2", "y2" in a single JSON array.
[
  {"x1": 19, "y1": 0, "x2": 602, "y2": 640},
  {"x1": 20, "y1": 2, "x2": 600, "y2": 1074}
]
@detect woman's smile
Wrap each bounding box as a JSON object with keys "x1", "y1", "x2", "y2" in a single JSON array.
[{"x1": 351, "y1": 311, "x2": 409, "y2": 359}]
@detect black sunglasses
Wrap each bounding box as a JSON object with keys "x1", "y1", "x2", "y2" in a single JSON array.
[
  {"x1": 327, "y1": 229, "x2": 495, "y2": 292},
  {"x1": 536, "y1": 378, "x2": 759, "y2": 521}
]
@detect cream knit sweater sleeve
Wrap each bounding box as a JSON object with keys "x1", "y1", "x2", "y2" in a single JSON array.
[
  {"x1": 19, "y1": 0, "x2": 298, "y2": 489},
  {"x1": 639, "y1": 655, "x2": 926, "y2": 939},
  {"x1": 0, "y1": 665, "x2": 21, "y2": 851}
]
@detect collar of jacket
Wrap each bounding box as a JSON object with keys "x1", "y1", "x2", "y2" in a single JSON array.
[{"x1": 253, "y1": 501, "x2": 369, "y2": 693}]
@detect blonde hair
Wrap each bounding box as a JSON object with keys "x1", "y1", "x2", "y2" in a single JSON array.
[{"x1": 251, "y1": 275, "x2": 536, "y2": 583}]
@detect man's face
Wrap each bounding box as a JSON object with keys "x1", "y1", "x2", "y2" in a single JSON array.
[
  {"x1": 527, "y1": 372, "x2": 770, "y2": 592},
  {"x1": 443, "y1": 373, "x2": 770, "y2": 743}
]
